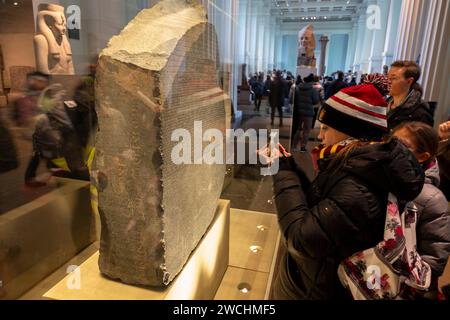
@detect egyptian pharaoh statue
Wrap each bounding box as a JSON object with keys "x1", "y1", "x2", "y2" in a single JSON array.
[
  {"x1": 297, "y1": 24, "x2": 316, "y2": 68},
  {"x1": 34, "y1": 4, "x2": 74, "y2": 75}
]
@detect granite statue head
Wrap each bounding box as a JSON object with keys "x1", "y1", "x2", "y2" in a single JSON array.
[{"x1": 298, "y1": 24, "x2": 316, "y2": 56}]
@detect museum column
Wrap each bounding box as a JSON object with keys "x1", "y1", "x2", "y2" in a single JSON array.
[
  {"x1": 258, "y1": 0, "x2": 266, "y2": 73},
  {"x1": 264, "y1": 11, "x2": 272, "y2": 72},
  {"x1": 382, "y1": 0, "x2": 402, "y2": 67},
  {"x1": 394, "y1": 0, "x2": 430, "y2": 61},
  {"x1": 360, "y1": 0, "x2": 376, "y2": 73},
  {"x1": 368, "y1": 0, "x2": 390, "y2": 73},
  {"x1": 262, "y1": 15, "x2": 271, "y2": 72},
  {"x1": 227, "y1": 0, "x2": 239, "y2": 112},
  {"x1": 244, "y1": 0, "x2": 252, "y2": 75},
  {"x1": 346, "y1": 21, "x2": 358, "y2": 71},
  {"x1": 255, "y1": 5, "x2": 265, "y2": 73},
  {"x1": 419, "y1": 0, "x2": 450, "y2": 124},
  {"x1": 352, "y1": 14, "x2": 367, "y2": 72},
  {"x1": 275, "y1": 29, "x2": 283, "y2": 70},
  {"x1": 319, "y1": 36, "x2": 329, "y2": 76},
  {"x1": 268, "y1": 19, "x2": 276, "y2": 70},
  {"x1": 248, "y1": 0, "x2": 258, "y2": 75},
  {"x1": 237, "y1": 0, "x2": 248, "y2": 85}
]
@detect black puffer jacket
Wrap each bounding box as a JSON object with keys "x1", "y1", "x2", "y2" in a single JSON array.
[
  {"x1": 388, "y1": 89, "x2": 434, "y2": 129},
  {"x1": 325, "y1": 79, "x2": 347, "y2": 99},
  {"x1": 269, "y1": 77, "x2": 285, "y2": 109},
  {"x1": 291, "y1": 83, "x2": 320, "y2": 117},
  {"x1": 271, "y1": 139, "x2": 425, "y2": 300}
]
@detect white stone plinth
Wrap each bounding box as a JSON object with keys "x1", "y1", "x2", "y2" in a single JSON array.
[{"x1": 297, "y1": 66, "x2": 317, "y2": 79}]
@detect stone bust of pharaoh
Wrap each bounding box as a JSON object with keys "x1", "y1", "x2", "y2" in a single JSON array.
[
  {"x1": 297, "y1": 24, "x2": 316, "y2": 68},
  {"x1": 34, "y1": 4, "x2": 74, "y2": 75}
]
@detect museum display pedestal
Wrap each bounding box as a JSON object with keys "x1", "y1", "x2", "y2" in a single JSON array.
[
  {"x1": 22, "y1": 200, "x2": 230, "y2": 300},
  {"x1": 20, "y1": 202, "x2": 281, "y2": 300},
  {"x1": 297, "y1": 66, "x2": 317, "y2": 78}
]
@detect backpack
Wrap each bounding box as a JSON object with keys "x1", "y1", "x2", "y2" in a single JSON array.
[
  {"x1": 32, "y1": 114, "x2": 65, "y2": 159},
  {"x1": 33, "y1": 85, "x2": 74, "y2": 159}
]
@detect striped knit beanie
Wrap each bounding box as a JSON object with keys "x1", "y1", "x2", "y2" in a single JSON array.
[{"x1": 318, "y1": 84, "x2": 388, "y2": 141}]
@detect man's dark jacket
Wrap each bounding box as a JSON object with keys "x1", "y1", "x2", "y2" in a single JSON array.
[{"x1": 388, "y1": 89, "x2": 434, "y2": 129}]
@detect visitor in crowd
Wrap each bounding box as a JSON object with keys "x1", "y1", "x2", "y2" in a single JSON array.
[
  {"x1": 13, "y1": 72, "x2": 50, "y2": 138},
  {"x1": 251, "y1": 75, "x2": 264, "y2": 112},
  {"x1": 24, "y1": 83, "x2": 72, "y2": 187},
  {"x1": 264, "y1": 74, "x2": 272, "y2": 97},
  {"x1": 295, "y1": 75, "x2": 303, "y2": 86},
  {"x1": 322, "y1": 76, "x2": 333, "y2": 95},
  {"x1": 290, "y1": 74, "x2": 320, "y2": 152},
  {"x1": 325, "y1": 71, "x2": 347, "y2": 99},
  {"x1": 248, "y1": 74, "x2": 257, "y2": 91},
  {"x1": 392, "y1": 122, "x2": 450, "y2": 299},
  {"x1": 283, "y1": 76, "x2": 293, "y2": 112},
  {"x1": 348, "y1": 76, "x2": 357, "y2": 87},
  {"x1": 71, "y1": 70, "x2": 98, "y2": 149},
  {"x1": 312, "y1": 75, "x2": 325, "y2": 128},
  {"x1": 260, "y1": 81, "x2": 424, "y2": 299},
  {"x1": 359, "y1": 73, "x2": 367, "y2": 85},
  {"x1": 269, "y1": 70, "x2": 284, "y2": 127},
  {"x1": 24, "y1": 73, "x2": 97, "y2": 187},
  {"x1": 387, "y1": 60, "x2": 434, "y2": 129},
  {"x1": 345, "y1": 71, "x2": 354, "y2": 85}
]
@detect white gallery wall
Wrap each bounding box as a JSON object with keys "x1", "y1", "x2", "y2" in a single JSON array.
[{"x1": 0, "y1": 0, "x2": 36, "y2": 88}]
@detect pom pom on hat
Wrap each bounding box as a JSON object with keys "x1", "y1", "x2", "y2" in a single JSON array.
[{"x1": 363, "y1": 73, "x2": 391, "y2": 96}]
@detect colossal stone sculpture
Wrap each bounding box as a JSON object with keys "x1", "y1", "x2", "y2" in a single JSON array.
[
  {"x1": 93, "y1": 0, "x2": 226, "y2": 287},
  {"x1": 319, "y1": 35, "x2": 329, "y2": 76},
  {"x1": 297, "y1": 24, "x2": 316, "y2": 68},
  {"x1": 297, "y1": 24, "x2": 318, "y2": 78},
  {"x1": 34, "y1": 4, "x2": 74, "y2": 75}
]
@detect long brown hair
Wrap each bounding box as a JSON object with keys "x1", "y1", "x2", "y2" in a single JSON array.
[{"x1": 328, "y1": 141, "x2": 372, "y2": 173}]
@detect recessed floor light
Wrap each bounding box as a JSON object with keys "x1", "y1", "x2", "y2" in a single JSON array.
[
  {"x1": 257, "y1": 225, "x2": 268, "y2": 232},
  {"x1": 250, "y1": 245, "x2": 262, "y2": 253},
  {"x1": 238, "y1": 283, "x2": 252, "y2": 294}
]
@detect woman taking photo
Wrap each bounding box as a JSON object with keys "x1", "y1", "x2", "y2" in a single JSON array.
[{"x1": 263, "y1": 83, "x2": 425, "y2": 299}]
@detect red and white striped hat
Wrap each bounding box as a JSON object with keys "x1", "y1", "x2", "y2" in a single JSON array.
[{"x1": 318, "y1": 84, "x2": 388, "y2": 141}]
